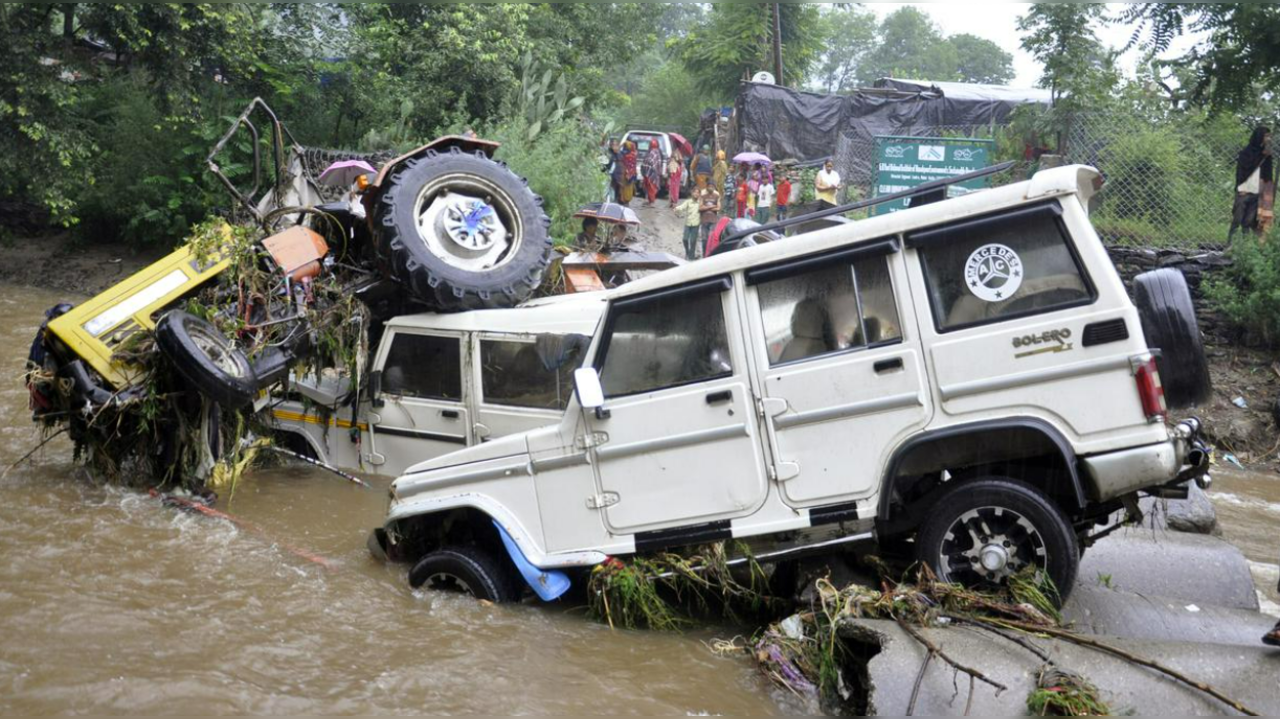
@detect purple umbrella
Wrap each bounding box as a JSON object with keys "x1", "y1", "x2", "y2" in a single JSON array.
[
  {"x1": 319, "y1": 159, "x2": 378, "y2": 188},
  {"x1": 733, "y1": 152, "x2": 773, "y2": 166}
]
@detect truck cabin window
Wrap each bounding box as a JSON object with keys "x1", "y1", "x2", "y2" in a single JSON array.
[
  {"x1": 756, "y1": 255, "x2": 903, "y2": 366},
  {"x1": 480, "y1": 339, "x2": 583, "y2": 411},
  {"x1": 597, "y1": 287, "x2": 732, "y2": 399},
  {"x1": 382, "y1": 334, "x2": 462, "y2": 401},
  {"x1": 916, "y1": 207, "x2": 1093, "y2": 332}
]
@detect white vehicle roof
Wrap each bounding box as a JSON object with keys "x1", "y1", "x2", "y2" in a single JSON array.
[
  {"x1": 611, "y1": 165, "x2": 1102, "y2": 301},
  {"x1": 386, "y1": 291, "x2": 605, "y2": 336}
]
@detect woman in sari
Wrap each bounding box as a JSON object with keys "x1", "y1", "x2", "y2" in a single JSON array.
[
  {"x1": 667, "y1": 149, "x2": 684, "y2": 208},
  {"x1": 642, "y1": 142, "x2": 663, "y2": 206},
  {"x1": 619, "y1": 141, "x2": 638, "y2": 206},
  {"x1": 712, "y1": 151, "x2": 729, "y2": 205}
]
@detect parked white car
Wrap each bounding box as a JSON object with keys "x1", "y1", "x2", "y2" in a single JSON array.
[
  {"x1": 268, "y1": 293, "x2": 604, "y2": 479},
  {"x1": 371, "y1": 165, "x2": 1212, "y2": 604}
]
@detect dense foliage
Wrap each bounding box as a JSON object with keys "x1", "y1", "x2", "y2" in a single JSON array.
[{"x1": 0, "y1": 3, "x2": 654, "y2": 247}]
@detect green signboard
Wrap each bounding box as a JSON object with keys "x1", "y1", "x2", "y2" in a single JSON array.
[{"x1": 873, "y1": 136, "x2": 995, "y2": 215}]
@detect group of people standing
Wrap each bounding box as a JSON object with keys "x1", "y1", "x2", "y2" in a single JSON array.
[{"x1": 602, "y1": 137, "x2": 849, "y2": 263}]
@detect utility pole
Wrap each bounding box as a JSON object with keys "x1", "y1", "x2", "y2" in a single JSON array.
[{"x1": 772, "y1": 2, "x2": 784, "y2": 86}]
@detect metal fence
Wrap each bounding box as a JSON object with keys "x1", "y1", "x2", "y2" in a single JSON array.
[{"x1": 833, "y1": 112, "x2": 1250, "y2": 251}]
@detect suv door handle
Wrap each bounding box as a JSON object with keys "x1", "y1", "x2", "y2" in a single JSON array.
[
  {"x1": 874, "y1": 358, "x2": 904, "y2": 374},
  {"x1": 706, "y1": 390, "x2": 733, "y2": 405},
  {"x1": 441, "y1": 409, "x2": 460, "y2": 420}
]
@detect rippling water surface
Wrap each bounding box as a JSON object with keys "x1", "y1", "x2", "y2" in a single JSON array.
[{"x1": 0, "y1": 283, "x2": 790, "y2": 715}]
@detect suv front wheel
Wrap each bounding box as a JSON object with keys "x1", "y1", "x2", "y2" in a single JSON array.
[
  {"x1": 408, "y1": 545, "x2": 523, "y2": 603},
  {"x1": 915, "y1": 477, "x2": 1079, "y2": 603}
]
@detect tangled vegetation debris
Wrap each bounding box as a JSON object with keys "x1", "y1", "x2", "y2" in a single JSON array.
[
  {"x1": 1028, "y1": 667, "x2": 1111, "y2": 716},
  {"x1": 587, "y1": 543, "x2": 789, "y2": 631},
  {"x1": 24, "y1": 218, "x2": 370, "y2": 493}
]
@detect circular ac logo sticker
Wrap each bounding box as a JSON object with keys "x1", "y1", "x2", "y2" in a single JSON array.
[{"x1": 965, "y1": 244, "x2": 1023, "y2": 302}]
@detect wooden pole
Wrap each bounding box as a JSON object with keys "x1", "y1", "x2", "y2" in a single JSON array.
[{"x1": 772, "y1": 3, "x2": 785, "y2": 86}]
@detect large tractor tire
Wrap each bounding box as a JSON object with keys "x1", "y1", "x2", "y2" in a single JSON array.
[
  {"x1": 155, "y1": 311, "x2": 257, "y2": 411},
  {"x1": 1132, "y1": 269, "x2": 1212, "y2": 409},
  {"x1": 371, "y1": 148, "x2": 552, "y2": 312}
]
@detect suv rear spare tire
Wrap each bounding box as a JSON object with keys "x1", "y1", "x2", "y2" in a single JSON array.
[
  {"x1": 408, "y1": 545, "x2": 523, "y2": 603},
  {"x1": 155, "y1": 311, "x2": 258, "y2": 411},
  {"x1": 1132, "y1": 269, "x2": 1211, "y2": 409},
  {"x1": 916, "y1": 477, "x2": 1079, "y2": 603},
  {"x1": 373, "y1": 149, "x2": 552, "y2": 312}
]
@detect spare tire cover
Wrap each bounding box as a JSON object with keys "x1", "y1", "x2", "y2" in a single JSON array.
[{"x1": 1132, "y1": 269, "x2": 1211, "y2": 409}]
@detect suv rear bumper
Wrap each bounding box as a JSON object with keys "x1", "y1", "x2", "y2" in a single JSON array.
[{"x1": 1081, "y1": 419, "x2": 1210, "y2": 503}]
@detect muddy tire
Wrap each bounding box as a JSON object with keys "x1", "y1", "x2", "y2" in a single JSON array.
[
  {"x1": 155, "y1": 311, "x2": 257, "y2": 411},
  {"x1": 1133, "y1": 269, "x2": 1211, "y2": 409},
  {"x1": 916, "y1": 477, "x2": 1078, "y2": 604},
  {"x1": 408, "y1": 545, "x2": 523, "y2": 603},
  {"x1": 372, "y1": 149, "x2": 552, "y2": 312}
]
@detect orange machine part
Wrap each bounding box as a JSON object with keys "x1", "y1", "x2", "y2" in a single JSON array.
[
  {"x1": 263, "y1": 226, "x2": 330, "y2": 282},
  {"x1": 564, "y1": 266, "x2": 607, "y2": 294}
]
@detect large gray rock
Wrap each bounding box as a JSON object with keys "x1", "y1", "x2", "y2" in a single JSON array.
[
  {"x1": 841, "y1": 618, "x2": 1280, "y2": 717},
  {"x1": 1079, "y1": 529, "x2": 1259, "y2": 611}
]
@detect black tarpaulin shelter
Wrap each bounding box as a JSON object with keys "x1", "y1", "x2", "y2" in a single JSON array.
[{"x1": 733, "y1": 79, "x2": 1052, "y2": 192}]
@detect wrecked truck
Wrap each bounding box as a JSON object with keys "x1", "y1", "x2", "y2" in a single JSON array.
[{"x1": 24, "y1": 99, "x2": 597, "y2": 486}]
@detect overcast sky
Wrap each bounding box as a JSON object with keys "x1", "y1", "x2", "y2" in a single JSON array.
[{"x1": 864, "y1": 2, "x2": 1205, "y2": 87}]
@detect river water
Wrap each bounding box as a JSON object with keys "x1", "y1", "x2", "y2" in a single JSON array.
[
  {"x1": 0, "y1": 283, "x2": 791, "y2": 715},
  {"x1": 2, "y1": 281, "x2": 1277, "y2": 714}
]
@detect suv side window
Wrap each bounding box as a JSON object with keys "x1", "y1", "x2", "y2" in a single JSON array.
[
  {"x1": 382, "y1": 334, "x2": 462, "y2": 401},
  {"x1": 915, "y1": 204, "x2": 1094, "y2": 332},
  {"x1": 480, "y1": 339, "x2": 582, "y2": 411},
  {"x1": 755, "y1": 254, "x2": 903, "y2": 366},
  {"x1": 596, "y1": 280, "x2": 733, "y2": 399}
]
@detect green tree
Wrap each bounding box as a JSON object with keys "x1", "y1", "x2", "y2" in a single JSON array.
[
  {"x1": 1118, "y1": 3, "x2": 1280, "y2": 112},
  {"x1": 858, "y1": 7, "x2": 959, "y2": 85},
  {"x1": 675, "y1": 3, "x2": 829, "y2": 97},
  {"x1": 950, "y1": 34, "x2": 1015, "y2": 85},
  {"x1": 1018, "y1": 4, "x2": 1114, "y2": 104},
  {"x1": 812, "y1": 5, "x2": 879, "y2": 94},
  {"x1": 1018, "y1": 3, "x2": 1119, "y2": 148}
]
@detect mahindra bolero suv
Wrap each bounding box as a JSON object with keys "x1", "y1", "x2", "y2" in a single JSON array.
[{"x1": 368, "y1": 165, "x2": 1212, "y2": 604}]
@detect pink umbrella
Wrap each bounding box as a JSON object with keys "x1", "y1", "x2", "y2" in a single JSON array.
[
  {"x1": 668, "y1": 132, "x2": 694, "y2": 158},
  {"x1": 319, "y1": 159, "x2": 377, "y2": 188}
]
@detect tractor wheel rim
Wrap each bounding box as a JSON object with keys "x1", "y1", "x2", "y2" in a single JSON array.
[{"x1": 414, "y1": 173, "x2": 521, "y2": 273}]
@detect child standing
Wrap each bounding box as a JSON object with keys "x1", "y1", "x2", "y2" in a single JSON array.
[
  {"x1": 757, "y1": 177, "x2": 776, "y2": 225},
  {"x1": 776, "y1": 172, "x2": 792, "y2": 222}
]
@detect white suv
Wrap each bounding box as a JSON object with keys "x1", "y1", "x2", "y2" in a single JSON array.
[{"x1": 369, "y1": 165, "x2": 1212, "y2": 603}]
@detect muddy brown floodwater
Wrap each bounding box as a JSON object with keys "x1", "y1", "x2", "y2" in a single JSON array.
[
  {"x1": 0, "y1": 282, "x2": 793, "y2": 715},
  {"x1": 3, "y1": 279, "x2": 1279, "y2": 716}
]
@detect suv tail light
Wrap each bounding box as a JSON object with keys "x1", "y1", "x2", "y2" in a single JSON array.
[{"x1": 1134, "y1": 357, "x2": 1167, "y2": 422}]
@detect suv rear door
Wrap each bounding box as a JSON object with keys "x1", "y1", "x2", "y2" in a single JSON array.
[
  {"x1": 743, "y1": 239, "x2": 932, "y2": 509},
  {"x1": 585, "y1": 277, "x2": 769, "y2": 536},
  {"x1": 906, "y1": 200, "x2": 1148, "y2": 449},
  {"x1": 369, "y1": 330, "x2": 471, "y2": 477}
]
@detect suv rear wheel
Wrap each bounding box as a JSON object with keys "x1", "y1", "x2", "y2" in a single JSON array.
[
  {"x1": 915, "y1": 477, "x2": 1078, "y2": 603},
  {"x1": 408, "y1": 545, "x2": 523, "y2": 603}
]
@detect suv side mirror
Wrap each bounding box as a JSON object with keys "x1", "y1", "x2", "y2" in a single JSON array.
[
  {"x1": 574, "y1": 368, "x2": 605, "y2": 410},
  {"x1": 369, "y1": 370, "x2": 385, "y2": 409}
]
